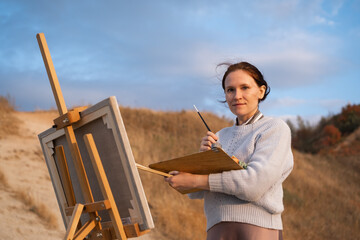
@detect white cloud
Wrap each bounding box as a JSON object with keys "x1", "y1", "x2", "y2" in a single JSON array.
[
  {"x1": 221, "y1": 26, "x2": 344, "y2": 88},
  {"x1": 269, "y1": 97, "x2": 307, "y2": 107},
  {"x1": 314, "y1": 15, "x2": 335, "y2": 26},
  {"x1": 260, "y1": 97, "x2": 308, "y2": 116},
  {"x1": 235, "y1": 49, "x2": 333, "y2": 89}
]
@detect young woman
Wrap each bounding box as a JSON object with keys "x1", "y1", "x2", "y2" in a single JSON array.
[{"x1": 165, "y1": 61, "x2": 293, "y2": 240}]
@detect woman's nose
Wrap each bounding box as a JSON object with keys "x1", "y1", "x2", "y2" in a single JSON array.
[{"x1": 234, "y1": 89, "x2": 242, "y2": 99}]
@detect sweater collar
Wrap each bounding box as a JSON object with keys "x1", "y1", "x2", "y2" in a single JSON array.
[{"x1": 235, "y1": 110, "x2": 263, "y2": 126}]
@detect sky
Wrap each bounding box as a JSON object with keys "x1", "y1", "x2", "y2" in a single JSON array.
[{"x1": 0, "y1": 0, "x2": 359, "y2": 125}]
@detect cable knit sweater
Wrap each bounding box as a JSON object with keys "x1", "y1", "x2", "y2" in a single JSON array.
[{"x1": 189, "y1": 116, "x2": 294, "y2": 231}]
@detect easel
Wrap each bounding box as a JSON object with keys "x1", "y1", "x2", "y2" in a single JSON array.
[{"x1": 36, "y1": 33, "x2": 149, "y2": 240}]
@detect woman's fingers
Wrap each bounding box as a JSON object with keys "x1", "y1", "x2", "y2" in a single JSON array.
[
  {"x1": 164, "y1": 172, "x2": 194, "y2": 190},
  {"x1": 199, "y1": 142, "x2": 212, "y2": 151},
  {"x1": 199, "y1": 131, "x2": 218, "y2": 151},
  {"x1": 206, "y1": 131, "x2": 218, "y2": 141},
  {"x1": 169, "y1": 171, "x2": 179, "y2": 176}
]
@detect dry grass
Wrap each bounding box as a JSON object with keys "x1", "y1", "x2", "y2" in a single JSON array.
[
  {"x1": 0, "y1": 166, "x2": 58, "y2": 230},
  {"x1": 0, "y1": 169, "x2": 9, "y2": 188},
  {"x1": 120, "y1": 106, "x2": 360, "y2": 240},
  {"x1": 0, "y1": 95, "x2": 16, "y2": 112},
  {"x1": 0, "y1": 95, "x2": 22, "y2": 137},
  {"x1": 283, "y1": 151, "x2": 360, "y2": 240},
  {"x1": 14, "y1": 189, "x2": 58, "y2": 229}
]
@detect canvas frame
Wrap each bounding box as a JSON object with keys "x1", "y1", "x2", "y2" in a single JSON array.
[{"x1": 38, "y1": 96, "x2": 154, "y2": 232}]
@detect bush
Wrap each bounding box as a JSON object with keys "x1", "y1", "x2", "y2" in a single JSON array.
[
  {"x1": 319, "y1": 124, "x2": 341, "y2": 147},
  {"x1": 291, "y1": 104, "x2": 360, "y2": 154},
  {"x1": 334, "y1": 104, "x2": 360, "y2": 134},
  {"x1": 291, "y1": 116, "x2": 319, "y2": 153}
]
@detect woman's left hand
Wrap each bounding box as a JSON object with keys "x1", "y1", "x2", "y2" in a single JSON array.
[{"x1": 164, "y1": 172, "x2": 209, "y2": 192}]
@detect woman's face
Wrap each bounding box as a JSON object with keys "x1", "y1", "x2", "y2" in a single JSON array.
[{"x1": 224, "y1": 70, "x2": 266, "y2": 123}]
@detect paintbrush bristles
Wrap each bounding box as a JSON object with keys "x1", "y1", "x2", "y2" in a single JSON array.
[{"x1": 193, "y1": 105, "x2": 199, "y2": 112}]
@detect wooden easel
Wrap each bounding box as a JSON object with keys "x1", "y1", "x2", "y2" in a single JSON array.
[{"x1": 36, "y1": 33, "x2": 149, "y2": 240}]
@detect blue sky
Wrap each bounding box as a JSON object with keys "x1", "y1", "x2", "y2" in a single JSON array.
[{"x1": 0, "y1": 0, "x2": 359, "y2": 125}]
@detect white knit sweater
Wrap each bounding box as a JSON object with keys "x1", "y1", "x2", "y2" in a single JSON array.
[{"x1": 189, "y1": 116, "x2": 294, "y2": 231}]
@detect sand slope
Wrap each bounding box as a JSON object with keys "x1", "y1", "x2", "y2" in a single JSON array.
[
  {"x1": 0, "y1": 111, "x2": 155, "y2": 240},
  {"x1": 0, "y1": 111, "x2": 64, "y2": 239}
]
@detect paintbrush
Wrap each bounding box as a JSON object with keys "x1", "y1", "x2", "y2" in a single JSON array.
[
  {"x1": 193, "y1": 105, "x2": 222, "y2": 150},
  {"x1": 193, "y1": 105, "x2": 211, "y2": 132},
  {"x1": 136, "y1": 163, "x2": 172, "y2": 177}
]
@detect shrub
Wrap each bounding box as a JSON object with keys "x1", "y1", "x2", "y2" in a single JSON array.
[
  {"x1": 291, "y1": 104, "x2": 360, "y2": 153},
  {"x1": 291, "y1": 116, "x2": 319, "y2": 153},
  {"x1": 334, "y1": 104, "x2": 360, "y2": 134},
  {"x1": 319, "y1": 124, "x2": 341, "y2": 147}
]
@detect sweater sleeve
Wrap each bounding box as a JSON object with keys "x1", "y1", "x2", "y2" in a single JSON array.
[
  {"x1": 187, "y1": 190, "x2": 205, "y2": 199},
  {"x1": 208, "y1": 119, "x2": 293, "y2": 201}
]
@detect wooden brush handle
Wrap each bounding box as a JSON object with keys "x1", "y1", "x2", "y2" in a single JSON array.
[{"x1": 136, "y1": 163, "x2": 172, "y2": 178}]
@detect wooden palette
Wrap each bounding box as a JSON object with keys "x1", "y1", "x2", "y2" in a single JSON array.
[{"x1": 149, "y1": 147, "x2": 244, "y2": 175}]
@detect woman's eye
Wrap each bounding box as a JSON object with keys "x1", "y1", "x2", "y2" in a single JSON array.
[
  {"x1": 226, "y1": 88, "x2": 234, "y2": 93},
  {"x1": 241, "y1": 86, "x2": 249, "y2": 90}
]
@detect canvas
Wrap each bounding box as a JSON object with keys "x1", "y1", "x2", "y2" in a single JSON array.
[{"x1": 38, "y1": 96, "x2": 154, "y2": 232}]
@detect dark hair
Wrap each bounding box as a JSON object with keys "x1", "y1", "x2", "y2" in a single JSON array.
[{"x1": 219, "y1": 61, "x2": 270, "y2": 102}]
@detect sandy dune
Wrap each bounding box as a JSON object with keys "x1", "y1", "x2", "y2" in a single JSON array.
[{"x1": 0, "y1": 111, "x2": 64, "y2": 239}]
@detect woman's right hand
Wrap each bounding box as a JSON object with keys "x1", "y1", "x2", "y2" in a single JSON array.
[{"x1": 199, "y1": 131, "x2": 218, "y2": 152}]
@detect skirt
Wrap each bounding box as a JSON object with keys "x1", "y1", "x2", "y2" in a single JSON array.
[{"x1": 206, "y1": 222, "x2": 283, "y2": 240}]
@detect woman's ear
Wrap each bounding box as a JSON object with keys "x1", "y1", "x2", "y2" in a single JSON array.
[{"x1": 259, "y1": 85, "x2": 266, "y2": 100}]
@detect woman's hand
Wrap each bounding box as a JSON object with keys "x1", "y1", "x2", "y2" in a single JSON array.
[
  {"x1": 199, "y1": 131, "x2": 218, "y2": 152},
  {"x1": 164, "y1": 171, "x2": 209, "y2": 192}
]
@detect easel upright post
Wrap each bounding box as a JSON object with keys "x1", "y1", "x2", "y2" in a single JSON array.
[
  {"x1": 36, "y1": 33, "x2": 102, "y2": 234},
  {"x1": 36, "y1": 33, "x2": 67, "y2": 115},
  {"x1": 36, "y1": 33, "x2": 95, "y2": 204},
  {"x1": 36, "y1": 33, "x2": 151, "y2": 240}
]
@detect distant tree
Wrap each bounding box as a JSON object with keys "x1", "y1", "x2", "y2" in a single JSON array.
[
  {"x1": 334, "y1": 104, "x2": 360, "y2": 134},
  {"x1": 317, "y1": 115, "x2": 333, "y2": 130},
  {"x1": 291, "y1": 103, "x2": 360, "y2": 154},
  {"x1": 292, "y1": 116, "x2": 319, "y2": 153},
  {"x1": 286, "y1": 119, "x2": 296, "y2": 137},
  {"x1": 319, "y1": 124, "x2": 341, "y2": 147}
]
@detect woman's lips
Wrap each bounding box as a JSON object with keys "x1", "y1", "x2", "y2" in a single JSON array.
[{"x1": 232, "y1": 103, "x2": 246, "y2": 106}]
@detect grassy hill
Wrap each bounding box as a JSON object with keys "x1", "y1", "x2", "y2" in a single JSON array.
[
  {"x1": 120, "y1": 106, "x2": 360, "y2": 240},
  {"x1": 0, "y1": 96, "x2": 359, "y2": 239}
]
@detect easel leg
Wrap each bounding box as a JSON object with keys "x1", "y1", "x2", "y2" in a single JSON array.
[
  {"x1": 55, "y1": 145, "x2": 76, "y2": 207},
  {"x1": 84, "y1": 133, "x2": 127, "y2": 240},
  {"x1": 64, "y1": 203, "x2": 85, "y2": 240},
  {"x1": 73, "y1": 219, "x2": 97, "y2": 240}
]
